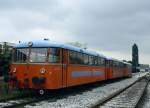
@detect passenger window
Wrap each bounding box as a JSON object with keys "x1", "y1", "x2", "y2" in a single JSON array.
[
  {"x1": 98, "y1": 57, "x2": 101, "y2": 66},
  {"x1": 79, "y1": 53, "x2": 84, "y2": 64},
  {"x1": 48, "y1": 48, "x2": 60, "y2": 63},
  {"x1": 76, "y1": 52, "x2": 81, "y2": 64},
  {"x1": 98, "y1": 57, "x2": 105, "y2": 66},
  {"x1": 69, "y1": 51, "x2": 76, "y2": 64},
  {"x1": 101, "y1": 58, "x2": 105, "y2": 66},
  {"x1": 94, "y1": 56, "x2": 98, "y2": 66},
  {"x1": 89, "y1": 56, "x2": 94, "y2": 65},
  {"x1": 84, "y1": 54, "x2": 89, "y2": 65},
  {"x1": 113, "y1": 61, "x2": 116, "y2": 67}
]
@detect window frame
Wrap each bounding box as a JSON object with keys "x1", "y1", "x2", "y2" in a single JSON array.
[
  {"x1": 12, "y1": 48, "x2": 29, "y2": 63},
  {"x1": 69, "y1": 50, "x2": 105, "y2": 66},
  {"x1": 12, "y1": 47, "x2": 61, "y2": 64}
]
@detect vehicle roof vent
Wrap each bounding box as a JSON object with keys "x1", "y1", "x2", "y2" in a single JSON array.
[{"x1": 43, "y1": 38, "x2": 49, "y2": 41}]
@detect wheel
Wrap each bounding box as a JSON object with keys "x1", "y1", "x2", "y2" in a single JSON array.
[{"x1": 39, "y1": 89, "x2": 44, "y2": 95}]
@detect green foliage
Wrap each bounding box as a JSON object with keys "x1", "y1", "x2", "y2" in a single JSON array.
[
  {"x1": 132, "y1": 43, "x2": 139, "y2": 72},
  {"x1": 0, "y1": 43, "x2": 12, "y2": 82},
  {"x1": 67, "y1": 41, "x2": 87, "y2": 49}
]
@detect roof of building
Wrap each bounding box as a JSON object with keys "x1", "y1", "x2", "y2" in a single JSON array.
[{"x1": 15, "y1": 40, "x2": 106, "y2": 58}]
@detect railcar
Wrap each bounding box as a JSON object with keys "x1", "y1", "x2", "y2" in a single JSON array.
[
  {"x1": 9, "y1": 40, "x2": 132, "y2": 94},
  {"x1": 106, "y1": 57, "x2": 130, "y2": 79},
  {"x1": 123, "y1": 62, "x2": 132, "y2": 77}
]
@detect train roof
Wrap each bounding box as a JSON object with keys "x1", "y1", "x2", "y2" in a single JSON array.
[
  {"x1": 15, "y1": 40, "x2": 106, "y2": 58},
  {"x1": 123, "y1": 61, "x2": 132, "y2": 65},
  {"x1": 107, "y1": 57, "x2": 132, "y2": 65},
  {"x1": 106, "y1": 57, "x2": 123, "y2": 62}
]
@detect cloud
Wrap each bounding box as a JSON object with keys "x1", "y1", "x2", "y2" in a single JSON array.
[{"x1": 0, "y1": 0, "x2": 150, "y2": 64}]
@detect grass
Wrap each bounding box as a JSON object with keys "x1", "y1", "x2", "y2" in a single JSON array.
[{"x1": 0, "y1": 80, "x2": 32, "y2": 101}]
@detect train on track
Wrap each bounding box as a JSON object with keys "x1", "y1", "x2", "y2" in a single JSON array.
[{"x1": 9, "y1": 40, "x2": 132, "y2": 94}]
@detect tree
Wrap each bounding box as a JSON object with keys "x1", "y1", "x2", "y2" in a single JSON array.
[
  {"x1": 132, "y1": 43, "x2": 139, "y2": 72},
  {"x1": 0, "y1": 42, "x2": 12, "y2": 82},
  {"x1": 67, "y1": 41, "x2": 87, "y2": 49}
]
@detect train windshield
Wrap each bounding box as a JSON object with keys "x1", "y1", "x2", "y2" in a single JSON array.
[
  {"x1": 30, "y1": 48, "x2": 47, "y2": 63},
  {"x1": 13, "y1": 48, "x2": 60, "y2": 63}
]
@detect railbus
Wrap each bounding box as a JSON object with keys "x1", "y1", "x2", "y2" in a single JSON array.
[{"x1": 9, "y1": 40, "x2": 132, "y2": 94}]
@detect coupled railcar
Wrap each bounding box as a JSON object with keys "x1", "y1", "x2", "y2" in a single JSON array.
[
  {"x1": 106, "y1": 58, "x2": 132, "y2": 79},
  {"x1": 9, "y1": 40, "x2": 131, "y2": 94}
]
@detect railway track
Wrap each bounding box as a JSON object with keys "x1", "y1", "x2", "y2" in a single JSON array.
[
  {"x1": 136, "y1": 81, "x2": 150, "y2": 108},
  {"x1": 0, "y1": 83, "x2": 99, "y2": 108},
  {"x1": 0, "y1": 98, "x2": 42, "y2": 108},
  {"x1": 91, "y1": 76, "x2": 149, "y2": 108},
  {"x1": 0, "y1": 74, "x2": 148, "y2": 108},
  {"x1": 0, "y1": 96, "x2": 51, "y2": 108}
]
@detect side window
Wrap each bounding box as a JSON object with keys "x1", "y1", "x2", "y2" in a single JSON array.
[
  {"x1": 108, "y1": 60, "x2": 113, "y2": 66},
  {"x1": 120, "y1": 63, "x2": 122, "y2": 67},
  {"x1": 48, "y1": 48, "x2": 60, "y2": 63},
  {"x1": 76, "y1": 52, "x2": 81, "y2": 64},
  {"x1": 78, "y1": 52, "x2": 84, "y2": 64},
  {"x1": 105, "y1": 60, "x2": 109, "y2": 66},
  {"x1": 115, "y1": 61, "x2": 119, "y2": 67},
  {"x1": 69, "y1": 51, "x2": 76, "y2": 64},
  {"x1": 113, "y1": 61, "x2": 116, "y2": 67},
  {"x1": 84, "y1": 54, "x2": 89, "y2": 65},
  {"x1": 98, "y1": 57, "x2": 101, "y2": 66},
  {"x1": 94, "y1": 56, "x2": 98, "y2": 66},
  {"x1": 98, "y1": 57, "x2": 105, "y2": 66},
  {"x1": 69, "y1": 51, "x2": 84, "y2": 64},
  {"x1": 122, "y1": 63, "x2": 123, "y2": 68},
  {"x1": 89, "y1": 56, "x2": 93, "y2": 65},
  {"x1": 101, "y1": 58, "x2": 105, "y2": 66}
]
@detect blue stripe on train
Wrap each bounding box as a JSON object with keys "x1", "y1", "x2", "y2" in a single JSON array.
[{"x1": 72, "y1": 71, "x2": 104, "y2": 77}]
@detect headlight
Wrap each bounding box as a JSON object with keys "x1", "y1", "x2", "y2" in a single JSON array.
[
  {"x1": 40, "y1": 68, "x2": 46, "y2": 74},
  {"x1": 13, "y1": 68, "x2": 16, "y2": 73}
]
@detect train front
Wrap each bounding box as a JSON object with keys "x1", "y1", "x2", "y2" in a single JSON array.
[{"x1": 9, "y1": 41, "x2": 62, "y2": 94}]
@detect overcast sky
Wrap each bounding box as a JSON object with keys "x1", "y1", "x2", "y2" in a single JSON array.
[{"x1": 0, "y1": 0, "x2": 150, "y2": 64}]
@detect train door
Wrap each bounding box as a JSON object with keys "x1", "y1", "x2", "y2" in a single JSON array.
[
  {"x1": 123, "y1": 64, "x2": 127, "y2": 77},
  {"x1": 108, "y1": 60, "x2": 113, "y2": 79},
  {"x1": 106, "y1": 60, "x2": 109, "y2": 79},
  {"x1": 105, "y1": 60, "x2": 109, "y2": 80},
  {"x1": 62, "y1": 49, "x2": 68, "y2": 88}
]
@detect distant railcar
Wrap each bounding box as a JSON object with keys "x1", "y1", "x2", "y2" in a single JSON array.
[
  {"x1": 106, "y1": 57, "x2": 132, "y2": 79},
  {"x1": 9, "y1": 40, "x2": 132, "y2": 94}
]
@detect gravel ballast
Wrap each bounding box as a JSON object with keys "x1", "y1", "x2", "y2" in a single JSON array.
[{"x1": 25, "y1": 72, "x2": 148, "y2": 108}]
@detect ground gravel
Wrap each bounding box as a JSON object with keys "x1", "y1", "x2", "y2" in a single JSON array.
[
  {"x1": 137, "y1": 79, "x2": 150, "y2": 108},
  {"x1": 25, "y1": 72, "x2": 148, "y2": 108}
]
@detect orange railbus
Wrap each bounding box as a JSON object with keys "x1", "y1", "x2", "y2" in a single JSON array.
[{"x1": 9, "y1": 40, "x2": 132, "y2": 94}]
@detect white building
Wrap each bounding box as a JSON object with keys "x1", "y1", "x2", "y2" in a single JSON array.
[{"x1": 139, "y1": 64, "x2": 150, "y2": 72}]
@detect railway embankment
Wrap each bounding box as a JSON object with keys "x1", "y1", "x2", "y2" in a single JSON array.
[{"x1": 24, "y1": 72, "x2": 149, "y2": 108}]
